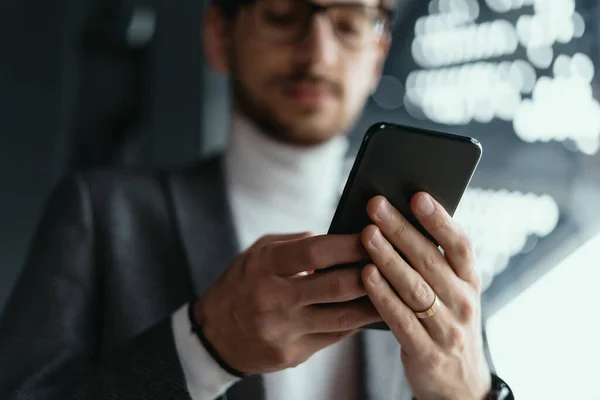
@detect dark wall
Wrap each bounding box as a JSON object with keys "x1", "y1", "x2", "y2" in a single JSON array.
[
  {"x1": 0, "y1": 0, "x2": 80, "y2": 309},
  {"x1": 0, "y1": 0, "x2": 213, "y2": 311}
]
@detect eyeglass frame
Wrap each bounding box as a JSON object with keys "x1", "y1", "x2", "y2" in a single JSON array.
[{"x1": 241, "y1": 0, "x2": 395, "y2": 51}]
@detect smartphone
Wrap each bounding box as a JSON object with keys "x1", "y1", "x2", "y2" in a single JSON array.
[{"x1": 328, "y1": 122, "x2": 482, "y2": 330}]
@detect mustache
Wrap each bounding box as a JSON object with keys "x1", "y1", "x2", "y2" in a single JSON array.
[{"x1": 272, "y1": 70, "x2": 343, "y2": 96}]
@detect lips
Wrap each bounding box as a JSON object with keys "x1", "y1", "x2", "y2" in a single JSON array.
[{"x1": 285, "y1": 82, "x2": 335, "y2": 106}]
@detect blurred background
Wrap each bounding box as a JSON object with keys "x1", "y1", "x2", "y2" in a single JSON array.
[{"x1": 1, "y1": 0, "x2": 598, "y2": 398}]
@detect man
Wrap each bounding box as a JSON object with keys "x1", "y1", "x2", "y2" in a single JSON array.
[{"x1": 0, "y1": 0, "x2": 513, "y2": 398}]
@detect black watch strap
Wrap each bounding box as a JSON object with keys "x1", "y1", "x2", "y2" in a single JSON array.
[
  {"x1": 410, "y1": 373, "x2": 514, "y2": 400},
  {"x1": 187, "y1": 300, "x2": 248, "y2": 378},
  {"x1": 486, "y1": 373, "x2": 514, "y2": 400}
]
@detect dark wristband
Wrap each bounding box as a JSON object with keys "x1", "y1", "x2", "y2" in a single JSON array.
[
  {"x1": 187, "y1": 300, "x2": 248, "y2": 378},
  {"x1": 411, "y1": 373, "x2": 514, "y2": 400},
  {"x1": 486, "y1": 373, "x2": 514, "y2": 400}
]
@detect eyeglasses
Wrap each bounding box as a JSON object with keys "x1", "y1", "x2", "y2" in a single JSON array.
[{"x1": 247, "y1": 0, "x2": 391, "y2": 51}]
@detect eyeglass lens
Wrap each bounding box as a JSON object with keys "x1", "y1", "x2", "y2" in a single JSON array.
[{"x1": 252, "y1": 0, "x2": 386, "y2": 49}]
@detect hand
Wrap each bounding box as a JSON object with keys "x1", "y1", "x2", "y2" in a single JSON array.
[
  {"x1": 197, "y1": 232, "x2": 382, "y2": 374},
  {"x1": 360, "y1": 194, "x2": 491, "y2": 400}
]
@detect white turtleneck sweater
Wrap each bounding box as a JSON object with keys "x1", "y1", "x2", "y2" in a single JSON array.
[{"x1": 172, "y1": 116, "x2": 359, "y2": 400}]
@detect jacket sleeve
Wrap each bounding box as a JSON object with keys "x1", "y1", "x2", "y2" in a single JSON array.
[{"x1": 0, "y1": 173, "x2": 193, "y2": 400}]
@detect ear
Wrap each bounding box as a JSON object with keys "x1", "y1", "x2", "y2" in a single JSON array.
[
  {"x1": 203, "y1": 5, "x2": 231, "y2": 75},
  {"x1": 370, "y1": 33, "x2": 392, "y2": 94}
]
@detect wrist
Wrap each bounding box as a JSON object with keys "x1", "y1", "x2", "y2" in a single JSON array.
[
  {"x1": 193, "y1": 295, "x2": 225, "y2": 363},
  {"x1": 478, "y1": 370, "x2": 493, "y2": 400},
  {"x1": 410, "y1": 373, "x2": 512, "y2": 400},
  {"x1": 188, "y1": 299, "x2": 247, "y2": 378}
]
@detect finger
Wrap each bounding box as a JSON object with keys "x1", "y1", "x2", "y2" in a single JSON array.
[
  {"x1": 410, "y1": 193, "x2": 479, "y2": 285},
  {"x1": 361, "y1": 224, "x2": 436, "y2": 312},
  {"x1": 366, "y1": 197, "x2": 463, "y2": 306},
  {"x1": 292, "y1": 267, "x2": 366, "y2": 305},
  {"x1": 362, "y1": 225, "x2": 472, "y2": 338},
  {"x1": 419, "y1": 300, "x2": 464, "y2": 349},
  {"x1": 361, "y1": 229, "x2": 458, "y2": 346},
  {"x1": 299, "y1": 298, "x2": 382, "y2": 334},
  {"x1": 361, "y1": 264, "x2": 435, "y2": 357},
  {"x1": 266, "y1": 234, "x2": 368, "y2": 277},
  {"x1": 251, "y1": 232, "x2": 316, "y2": 249}
]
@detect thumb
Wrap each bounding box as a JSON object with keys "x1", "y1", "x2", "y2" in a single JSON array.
[{"x1": 251, "y1": 232, "x2": 317, "y2": 249}]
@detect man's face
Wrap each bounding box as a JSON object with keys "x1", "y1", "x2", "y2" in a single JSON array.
[{"x1": 205, "y1": 0, "x2": 390, "y2": 145}]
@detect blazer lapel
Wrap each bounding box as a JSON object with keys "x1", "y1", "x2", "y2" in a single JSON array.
[
  {"x1": 168, "y1": 156, "x2": 239, "y2": 296},
  {"x1": 361, "y1": 330, "x2": 413, "y2": 400},
  {"x1": 167, "y1": 156, "x2": 265, "y2": 400}
]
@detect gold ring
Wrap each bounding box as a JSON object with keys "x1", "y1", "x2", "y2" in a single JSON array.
[{"x1": 414, "y1": 294, "x2": 440, "y2": 319}]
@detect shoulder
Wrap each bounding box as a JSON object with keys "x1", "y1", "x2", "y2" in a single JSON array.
[
  {"x1": 50, "y1": 154, "x2": 225, "y2": 215},
  {"x1": 75, "y1": 154, "x2": 223, "y2": 198}
]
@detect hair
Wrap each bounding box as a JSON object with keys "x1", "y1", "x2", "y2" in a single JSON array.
[
  {"x1": 212, "y1": 0, "x2": 398, "y2": 20},
  {"x1": 211, "y1": 0, "x2": 252, "y2": 19}
]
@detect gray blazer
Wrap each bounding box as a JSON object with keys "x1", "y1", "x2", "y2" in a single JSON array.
[{"x1": 0, "y1": 155, "x2": 412, "y2": 400}]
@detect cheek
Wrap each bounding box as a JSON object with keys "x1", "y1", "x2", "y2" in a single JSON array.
[
  {"x1": 236, "y1": 43, "x2": 288, "y2": 94},
  {"x1": 344, "y1": 58, "x2": 380, "y2": 103}
]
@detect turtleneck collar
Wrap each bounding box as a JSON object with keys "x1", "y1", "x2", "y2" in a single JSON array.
[{"x1": 223, "y1": 113, "x2": 350, "y2": 215}]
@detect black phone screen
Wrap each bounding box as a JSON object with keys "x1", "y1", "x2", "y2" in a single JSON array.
[{"x1": 329, "y1": 122, "x2": 482, "y2": 243}]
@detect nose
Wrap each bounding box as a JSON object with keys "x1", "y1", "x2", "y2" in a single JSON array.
[{"x1": 296, "y1": 14, "x2": 340, "y2": 68}]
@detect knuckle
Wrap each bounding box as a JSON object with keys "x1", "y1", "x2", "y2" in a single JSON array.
[
  {"x1": 391, "y1": 220, "x2": 408, "y2": 239},
  {"x1": 446, "y1": 326, "x2": 465, "y2": 351},
  {"x1": 434, "y1": 214, "x2": 452, "y2": 233},
  {"x1": 242, "y1": 251, "x2": 263, "y2": 277},
  {"x1": 456, "y1": 296, "x2": 476, "y2": 323},
  {"x1": 337, "y1": 310, "x2": 351, "y2": 330},
  {"x1": 382, "y1": 252, "x2": 398, "y2": 270},
  {"x1": 302, "y1": 238, "x2": 322, "y2": 267},
  {"x1": 410, "y1": 280, "x2": 434, "y2": 307},
  {"x1": 393, "y1": 312, "x2": 415, "y2": 334},
  {"x1": 286, "y1": 357, "x2": 303, "y2": 369},
  {"x1": 272, "y1": 347, "x2": 293, "y2": 367},
  {"x1": 454, "y1": 234, "x2": 474, "y2": 260},
  {"x1": 471, "y1": 274, "x2": 483, "y2": 294},
  {"x1": 422, "y1": 252, "x2": 442, "y2": 273},
  {"x1": 253, "y1": 235, "x2": 274, "y2": 248},
  {"x1": 423, "y1": 351, "x2": 443, "y2": 372},
  {"x1": 328, "y1": 275, "x2": 344, "y2": 299},
  {"x1": 380, "y1": 292, "x2": 396, "y2": 309},
  {"x1": 260, "y1": 241, "x2": 277, "y2": 260},
  {"x1": 273, "y1": 347, "x2": 305, "y2": 369},
  {"x1": 400, "y1": 348, "x2": 409, "y2": 364}
]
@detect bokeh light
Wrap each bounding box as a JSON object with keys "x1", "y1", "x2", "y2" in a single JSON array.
[{"x1": 404, "y1": 0, "x2": 599, "y2": 154}]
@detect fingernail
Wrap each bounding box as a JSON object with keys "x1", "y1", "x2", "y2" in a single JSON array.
[
  {"x1": 416, "y1": 194, "x2": 434, "y2": 216},
  {"x1": 369, "y1": 268, "x2": 383, "y2": 286},
  {"x1": 376, "y1": 199, "x2": 393, "y2": 221},
  {"x1": 370, "y1": 229, "x2": 385, "y2": 250}
]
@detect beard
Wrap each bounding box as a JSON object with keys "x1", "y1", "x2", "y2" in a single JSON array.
[
  {"x1": 228, "y1": 49, "x2": 360, "y2": 146},
  {"x1": 230, "y1": 73, "x2": 302, "y2": 145}
]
